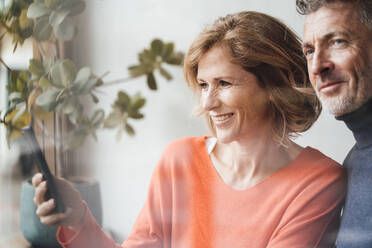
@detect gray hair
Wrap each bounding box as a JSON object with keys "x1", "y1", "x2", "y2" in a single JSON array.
[{"x1": 296, "y1": 0, "x2": 372, "y2": 29}]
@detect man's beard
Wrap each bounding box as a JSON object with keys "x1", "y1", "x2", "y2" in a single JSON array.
[{"x1": 317, "y1": 78, "x2": 372, "y2": 117}]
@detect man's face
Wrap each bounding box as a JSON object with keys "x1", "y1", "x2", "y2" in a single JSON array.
[{"x1": 303, "y1": 2, "x2": 372, "y2": 116}]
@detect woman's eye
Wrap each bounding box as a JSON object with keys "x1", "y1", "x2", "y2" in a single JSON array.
[
  {"x1": 219, "y1": 80, "x2": 231, "y2": 87},
  {"x1": 304, "y1": 48, "x2": 314, "y2": 58},
  {"x1": 198, "y1": 83, "x2": 208, "y2": 90}
]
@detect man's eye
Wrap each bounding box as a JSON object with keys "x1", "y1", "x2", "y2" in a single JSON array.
[
  {"x1": 219, "y1": 80, "x2": 231, "y2": 87},
  {"x1": 334, "y1": 39, "x2": 347, "y2": 46}
]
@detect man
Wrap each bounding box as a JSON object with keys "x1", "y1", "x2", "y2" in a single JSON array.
[{"x1": 296, "y1": 0, "x2": 372, "y2": 247}]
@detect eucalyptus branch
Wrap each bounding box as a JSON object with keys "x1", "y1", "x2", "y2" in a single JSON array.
[{"x1": 101, "y1": 76, "x2": 133, "y2": 88}]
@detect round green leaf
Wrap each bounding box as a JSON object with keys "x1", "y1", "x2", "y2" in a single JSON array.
[
  {"x1": 29, "y1": 59, "x2": 45, "y2": 78},
  {"x1": 54, "y1": 16, "x2": 76, "y2": 40},
  {"x1": 161, "y1": 43, "x2": 174, "y2": 59},
  {"x1": 49, "y1": 9, "x2": 70, "y2": 27},
  {"x1": 131, "y1": 98, "x2": 146, "y2": 110},
  {"x1": 73, "y1": 67, "x2": 90, "y2": 83},
  {"x1": 39, "y1": 76, "x2": 52, "y2": 88},
  {"x1": 151, "y1": 39, "x2": 163, "y2": 56},
  {"x1": 33, "y1": 16, "x2": 52, "y2": 41},
  {"x1": 60, "y1": 0, "x2": 86, "y2": 16},
  {"x1": 27, "y1": 2, "x2": 50, "y2": 19},
  {"x1": 36, "y1": 88, "x2": 60, "y2": 107},
  {"x1": 51, "y1": 59, "x2": 77, "y2": 87}
]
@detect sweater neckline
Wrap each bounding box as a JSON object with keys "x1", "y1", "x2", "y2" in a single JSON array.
[
  {"x1": 336, "y1": 99, "x2": 372, "y2": 149},
  {"x1": 200, "y1": 136, "x2": 313, "y2": 193}
]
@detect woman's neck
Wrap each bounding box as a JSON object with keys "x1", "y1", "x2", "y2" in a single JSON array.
[{"x1": 211, "y1": 133, "x2": 302, "y2": 190}]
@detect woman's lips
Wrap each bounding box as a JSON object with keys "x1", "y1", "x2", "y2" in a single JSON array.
[{"x1": 211, "y1": 113, "x2": 234, "y2": 125}]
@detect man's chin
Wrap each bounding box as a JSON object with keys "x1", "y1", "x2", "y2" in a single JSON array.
[
  {"x1": 320, "y1": 96, "x2": 353, "y2": 116},
  {"x1": 321, "y1": 95, "x2": 368, "y2": 117}
]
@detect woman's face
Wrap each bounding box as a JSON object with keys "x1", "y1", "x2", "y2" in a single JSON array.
[{"x1": 197, "y1": 45, "x2": 270, "y2": 144}]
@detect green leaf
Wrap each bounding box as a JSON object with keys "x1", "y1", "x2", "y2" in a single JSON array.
[
  {"x1": 51, "y1": 59, "x2": 77, "y2": 87},
  {"x1": 151, "y1": 39, "x2": 163, "y2": 56},
  {"x1": 90, "y1": 109, "x2": 104, "y2": 128},
  {"x1": 49, "y1": 9, "x2": 70, "y2": 27},
  {"x1": 29, "y1": 59, "x2": 45, "y2": 78},
  {"x1": 35, "y1": 88, "x2": 60, "y2": 108},
  {"x1": 161, "y1": 42, "x2": 174, "y2": 60},
  {"x1": 128, "y1": 65, "x2": 146, "y2": 78},
  {"x1": 27, "y1": 2, "x2": 50, "y2": 19},
  {"x1": 125, "y1": 123, "x2": 135, "y2": 136},
  {"x1": 91, "y1": 93, "x2": 99, "y2": 103},
  {"x1": 115, "y1": 91, "x2": 130, "y2": 110},
  {"x1": 73, "y1": 67, "x2": 96, "y2": 94},
  {"x1": 54, "y1": 16, "x2": 75, "y2": 40},
  {"x1": 68, "y1": 103, "x2": 83, "y2": 124},
  {"x1": 131, "y1": 97, "x2": 146, "y2": 110},
  {"x1": 19, "y1": 9, "x2": 32, "y2": 29},
  {"x1": 61, "y1": 98, "x2": 77, "y2": 114},
  {"x1": 59, "y1": 0, "x2": 85, "y2": 16},
  {"x1": 165, "y1": 52, "x2": 184, "y2": 65},
  {"x1": 159, "y1": 66, "x2": 172, "y2": 80},
  {"x1": 43, "y1": 56, "x2": 53, "y2": 73},
  {"x1": 44, "y1": 0, "x2": 62, "y2": 9},
  {"x1": 103, "y1": 109, "x2": 122, "y2": 129},
  {"x1": 146, "y1": 72, "x2": 157, "y2": 90},
  {"x1": 75, "y1": 67, "x2": 91, "y2": 83},
  {"x1": 129, "y1": 112, "x2": 144, "y2": 119},
  {"x1": 78, "y1": 78, "x2": 98, "y2": 94},
  {"x1": 39, "y1": 76, "x2": 52, "y2": 88},
  {"x1": 33, "y1": 16, "x2": 52, "y2": 41}
]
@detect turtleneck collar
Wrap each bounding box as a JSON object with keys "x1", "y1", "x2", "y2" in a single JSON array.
[{"x1": 336, "y1": 99, "x2": 372, "y2": 149}]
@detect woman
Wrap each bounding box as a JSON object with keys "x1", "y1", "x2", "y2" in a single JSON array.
[{"x1": 32, "y1": 11, "x2": 346, "y2": 247}]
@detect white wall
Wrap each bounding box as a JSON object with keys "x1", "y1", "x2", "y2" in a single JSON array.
[{"x1": 72, "y1": 0, "x2": 355, "y2": 242}]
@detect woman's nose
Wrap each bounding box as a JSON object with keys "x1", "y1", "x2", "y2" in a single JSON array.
[{"x1": 202, "y1": 89, "x2": 219, "y2": 111}]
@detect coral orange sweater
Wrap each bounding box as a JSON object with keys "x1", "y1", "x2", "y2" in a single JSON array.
[{"x1": 58, "y1": 136, "x2": 346, "y2": 248}]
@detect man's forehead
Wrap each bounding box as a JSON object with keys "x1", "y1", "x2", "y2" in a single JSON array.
[{"x1": 303, "y1": 3, "x2": 364, "y2": 43}]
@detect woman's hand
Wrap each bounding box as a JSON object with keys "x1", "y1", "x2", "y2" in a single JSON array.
[{"x1": 32, "y1": 173, "x2": 86, "y2": 232}]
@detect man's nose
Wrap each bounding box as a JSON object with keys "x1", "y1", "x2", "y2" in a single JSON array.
[
  {"x1": 310, "y1": 49, "x2": 334, "y2": 77},
  {"x1": 202, "y1": 89, "x2": 219, "y2": 111}
]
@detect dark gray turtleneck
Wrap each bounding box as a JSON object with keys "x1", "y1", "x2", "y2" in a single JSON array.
[{"x1": 335, "y1": 99, "x2": 372, "y2": 247}]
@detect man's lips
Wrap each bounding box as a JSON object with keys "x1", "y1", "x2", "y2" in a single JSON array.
[{"x1": 318, "y1": 81, "x2": 345, "y2": 91}]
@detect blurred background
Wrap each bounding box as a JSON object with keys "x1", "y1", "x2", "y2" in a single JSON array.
[{"x1": 0, "y1": 0, "x2": 354, "y2": 245}]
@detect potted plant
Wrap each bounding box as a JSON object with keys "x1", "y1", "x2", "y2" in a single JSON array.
[{"x1": 0, "y1": 0, "x2": 184, "y2": 246}]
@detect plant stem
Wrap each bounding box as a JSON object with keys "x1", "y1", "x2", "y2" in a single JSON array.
[
  {"x1": 100, "y1": 76, "x2": 133, "y2": 87},
  {"x1": 0, "y1": 57, "x2": 12, "y2": 71}
]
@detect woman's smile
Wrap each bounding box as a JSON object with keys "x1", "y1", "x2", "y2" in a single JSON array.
[{"x1": 211, "y1": 113, "x2": 234, "y2": 124}]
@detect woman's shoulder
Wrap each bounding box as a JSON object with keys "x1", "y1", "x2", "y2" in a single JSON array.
[
  {"x1": 298, "y1": 146, "x2": 344, "y2": 172},
  {"x1": 162, "y1": 136, "x2": 207, "y2": 155},
  {"x1": 288, "y1": 146, "x2": 346, "y2": 185},
  {"x1": 156, "y1": 136, "x2": 208, "y2": 165}
]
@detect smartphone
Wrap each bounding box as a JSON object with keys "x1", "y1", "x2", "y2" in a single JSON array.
[{"x1": 22, "y1": 126, "x2": 66, "y2": 214}]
